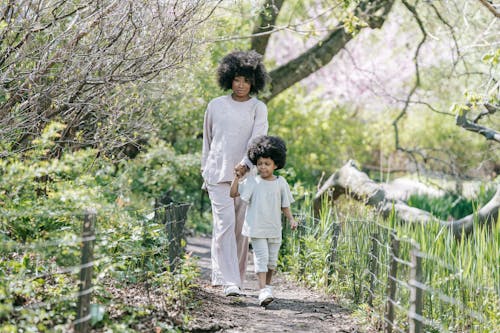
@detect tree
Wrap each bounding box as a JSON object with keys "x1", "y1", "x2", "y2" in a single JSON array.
[
  {"x1": 0, "y1": 0, "x2": 218, "y2": 157},
  {"x1": 251, "y1": 0, "x2": 395, "y2": 102},
  {"x1": 246, "y1": 0, "x2": 498, "y2": 177},
  {"x1": 456, "y1": 103, "x2": 500, "y2": 144},
  {"x1": 243, "y1": 0, "x2": 499, "y2": 234}
]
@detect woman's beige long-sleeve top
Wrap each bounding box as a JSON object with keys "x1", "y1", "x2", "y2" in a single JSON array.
[{"x1": 201, "y1": 95, "x2": 268, "y2": 185}]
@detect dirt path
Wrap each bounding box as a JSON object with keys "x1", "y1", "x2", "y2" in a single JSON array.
[{"x1": 185, "y1": 236, "x2": 370, "y2": 333}]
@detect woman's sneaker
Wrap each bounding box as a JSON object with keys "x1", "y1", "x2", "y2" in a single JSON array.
[
  {"x1": 258, "y1": 286, "x2": 273, "y2": 306},
  {"x1": 224, "y1": 285, "x2": 242, "y2": 297}
]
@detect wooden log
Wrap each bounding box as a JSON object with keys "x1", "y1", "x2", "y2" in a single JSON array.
[{"x1": 314, "y1": 160, "x2": 500, "y2": 237}]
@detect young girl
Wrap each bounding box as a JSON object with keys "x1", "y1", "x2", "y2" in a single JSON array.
[{"x1": 230, "y1": 135, "x2": 298, "y2": 306}]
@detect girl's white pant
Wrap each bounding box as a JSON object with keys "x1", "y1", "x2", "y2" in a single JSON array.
[
  {"x1": 207, "y1": 182, "x2": 248, "y2": 287},
  {"x1": 250, "y1": 237, "x2": 281, "y2": 273}
]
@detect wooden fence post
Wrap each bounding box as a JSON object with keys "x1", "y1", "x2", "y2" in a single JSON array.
[
  {"x1": 367, "y1": 232, "x2": 379, "y2": 307},
  {"x1": 297, "y1": 222, "x2": 306, "y2": 276},
  {"x1": 327, "y1": 223, "x2": 341, "y2": 286},
  {"x1": 165, "y1": 203, "x2": 190, "y2": 272},
  {"x1": 384, "y1": 232, "x2": 399, "y2": 333},
  {"x1": 75, "y1": 208, "x2": 97, "y2": 333},
  {"x1": 409, "y1": 244, "x2": 423, "y2": 333}
]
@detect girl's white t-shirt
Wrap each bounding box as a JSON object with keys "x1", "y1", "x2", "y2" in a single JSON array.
[{"x1": 239, "y1": 175, "x2": 294, "y2": 238}]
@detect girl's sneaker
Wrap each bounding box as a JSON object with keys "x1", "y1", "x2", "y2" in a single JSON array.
[{"x1": 258, "y1": 286, "x2": 273, "y2": 306}]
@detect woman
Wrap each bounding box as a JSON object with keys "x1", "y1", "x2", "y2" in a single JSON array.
[{"x1": 201, "y1": 50, "x2": 270, "y2": 296}]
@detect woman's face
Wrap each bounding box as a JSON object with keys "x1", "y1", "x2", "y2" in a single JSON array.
[{"x1": 231, "y1": 76, "x2": 251, "y2": 101}]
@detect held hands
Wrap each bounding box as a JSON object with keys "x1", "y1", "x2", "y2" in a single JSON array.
[
  {"x1": 230, "y1": 164, "x2": 246, "y2": 198},
  {"x1": 234, "y1": 163, "x2": 248, "y2": 178}
]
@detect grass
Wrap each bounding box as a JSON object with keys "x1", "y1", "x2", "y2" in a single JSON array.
[{"x1": 280, "y1": 193, "x2": 499, "y2": 332}]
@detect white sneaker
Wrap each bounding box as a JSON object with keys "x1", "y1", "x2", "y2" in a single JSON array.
[
  {"x1": 224, "y1": 285, "x2": 242, "y2": 297},
  {"x1": 258, "y1": 287, "x2": 274, "y2": 306}
]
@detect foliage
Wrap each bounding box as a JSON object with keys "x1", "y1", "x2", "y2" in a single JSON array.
[
  {"x1": 398, "y1": 102, "x2": 500, "y2": 178},
  {"x1": 280, "y1": 193, "x2": 499, "y2": 332},
  {"x1": 407, "y1": 185, "x2": 497, "y2": 220},
  {"x1": 268, "y1": 86, "x2": 379, "y2": 185},
  {"x1": 117, "y1": 138, "x2": 202, "y2": 205},
  {"x1": 0, "y1": 124, "x2": 201, "y2": 332},
  {"x1": 0, "y1": 0, "x2": 212, "y2": 156},
  {"x1": 1, "y1": 1, "x2": 498, "y2": 332},
  {"x1": 0, "y1": 122, "x2": 111, "y2": 242}
]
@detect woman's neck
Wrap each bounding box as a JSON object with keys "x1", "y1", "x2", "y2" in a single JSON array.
[{"x1": 231, "y1": 93, "x2": 251, "y2": 102}]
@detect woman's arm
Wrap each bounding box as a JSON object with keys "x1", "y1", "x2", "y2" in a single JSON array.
[
  {"x1": 201, "y1": 106, "x2": 212, "y2": 173},
  {"x1": 240, "y1": 102, "x2": 268, "y2": 169}
]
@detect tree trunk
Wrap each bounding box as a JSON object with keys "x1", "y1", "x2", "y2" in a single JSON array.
[
  {"x1": 265, "y1": 28, "x2": 353, "y2": 102},
  {"x1": 253, "y1": 0, "x2": 395, "y2": 102},
  {"x1": 314, "y1": 160, "x2": 499, "y2": 237},
  {"x1": 251, "y1": 0, "x2": 285, "y2": 56}
]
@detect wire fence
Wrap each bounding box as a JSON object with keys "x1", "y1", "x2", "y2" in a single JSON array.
[
  {"x1": 281, "y1": 211, "x2": 498, "y2": 333},
  {"x1": 0, "y1": 202, "x2": 191, "y2": 333},
  {"x1": 2, "y1": 199, "x2": 498, "y2": 332}
]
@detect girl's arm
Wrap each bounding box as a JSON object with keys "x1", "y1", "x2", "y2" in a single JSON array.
[
  {"x1": 230, "y1": 176, "x2": 240, "y2": 198},
  {"x1": 281, "y1": 207, "x2": 298, "y2": 230}
]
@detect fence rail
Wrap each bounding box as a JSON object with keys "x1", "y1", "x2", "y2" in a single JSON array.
[
  {"x1": 283, "y1": 211, "x2": 498, "y2": 333},
  {"x1": 2, "y1": 202, "x2": 497, "y2": 332}
]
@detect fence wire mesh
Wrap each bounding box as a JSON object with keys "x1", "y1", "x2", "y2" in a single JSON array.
[
  {"x1": 281, "y1": 210, "x2": 498, "y2": 333},
  {"x1": 0, "y1": 202, "x2": 191, "y2": 332}
]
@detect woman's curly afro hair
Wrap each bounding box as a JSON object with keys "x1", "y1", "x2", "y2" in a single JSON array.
[
  {"x1": 217, "y1": 50, "x2": 270, "y2": 94},
  {"x1": 247, "y1": 135, "x2": 287, "y2": 170}
]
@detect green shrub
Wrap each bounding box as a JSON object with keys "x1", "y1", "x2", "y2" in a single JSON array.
[{"x1": 0, "y1": 123, "x2": 201, "y2": 332}]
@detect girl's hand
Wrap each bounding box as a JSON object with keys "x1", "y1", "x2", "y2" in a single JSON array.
[
  {"x1": 233, "y1": 167, "x2": 243, "y2": 179},
  {"x1": 290, "y1": 218, "x2": 298, "y2": 230},
  {"x1": 234, "y1": 163, "x2": 248, "y2": 178}
]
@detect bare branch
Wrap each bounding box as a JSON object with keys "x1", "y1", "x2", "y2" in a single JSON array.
[
  {"x1": 477, "y1": 0, "x2": 500, "y2": 18},
  {"x1": 393, "y1": 0, "x2": 427, "y2": 153},
  {"x1": 473, "y1": 102, "x2": 498, "y2": 122},
  {"x1": 428, "y1": 2, "x2": 462, "y2": 72},
  {"x1": 0, "y1": 0, "x2": 213, "y2": 156},
  {"x1": 456, "y1": 106, "x2": 500, "y2": 143}
]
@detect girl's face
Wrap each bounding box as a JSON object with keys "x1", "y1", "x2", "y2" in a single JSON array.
[
  {"x1": 256, "y1": 157, "x2": 277, "y2": 180},
  {"x1": 231, "y1": 76, "x2": 251, "y2": 101}
]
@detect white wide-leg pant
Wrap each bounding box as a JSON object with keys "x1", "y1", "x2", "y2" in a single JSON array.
[{"x1": 207, "y1": 182, "x2": 249, "y2": 287}]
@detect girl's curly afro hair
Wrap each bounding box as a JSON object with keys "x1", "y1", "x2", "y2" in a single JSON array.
[
  {"x1": 217, "y1": 50, "x2": 270, "y2": 94},
  {"x1": 247, "y1": 135, "x2": 287, "y2": 170}
]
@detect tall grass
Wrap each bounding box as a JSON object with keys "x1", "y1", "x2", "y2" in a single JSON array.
[
  {"x1": 407, "y1": 185, "x2": 496, "y2": 220},
  {"x1": 280, "y1": 194, "x2": 500, "y2": 332}
]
